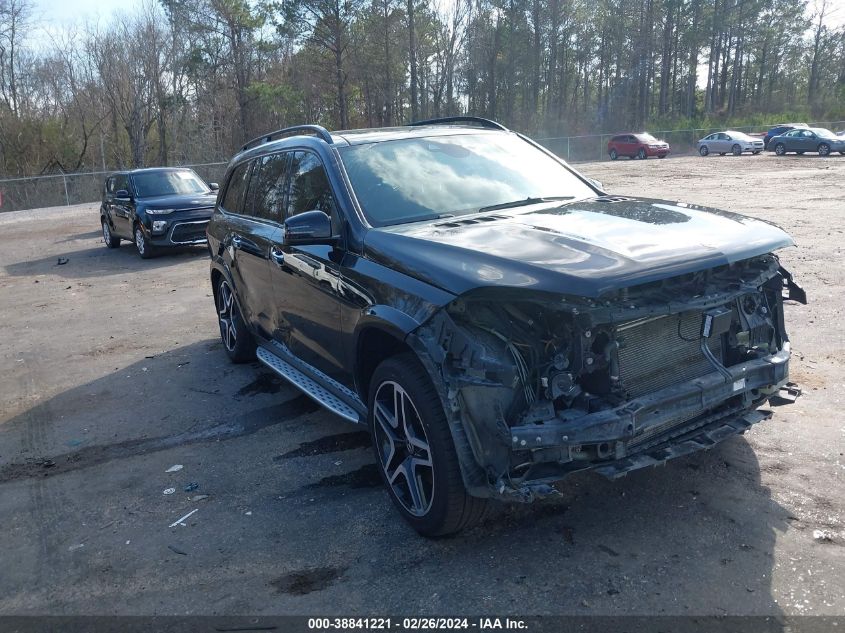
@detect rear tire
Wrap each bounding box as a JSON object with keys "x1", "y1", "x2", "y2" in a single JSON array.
[
  {"x1": 369, "y1": 353, "x2": 489, "y2": 537},
  {"x1": 609, "y1": 149, "x2": 618, "y2": 160},
  {"x1": 216, "y1": 277, "x2": 256, "y2": 363},
  {"x1": 818, "y1": 143, "x2": 830, "y2": 156},
  {"x1": 102, "y1": 220, "x2": 120, "y2": 248},
  {"x1": 134, "y1": 225, "x2": 156, "y2": 259},
  {"x1": 775, "y1": 143, "x2": 786, "y2": 156},
  {"x1": 699, "y1": 145, "x2": 709, "y2": 157},
  {"x1": 637, "y1": 148, "x2": 647, "y2": 160},
  {"x1": 732, "y1": 144, "x2": 742, "y2": 156}
]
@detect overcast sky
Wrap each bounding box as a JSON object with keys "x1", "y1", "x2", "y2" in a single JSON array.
[{"x1": 29, "y1": 0, "x2": 845, "y2": 36}]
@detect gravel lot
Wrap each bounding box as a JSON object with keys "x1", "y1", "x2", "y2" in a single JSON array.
[{"x1": 0, "y1": 154, "x2": 843, "y2": 617}]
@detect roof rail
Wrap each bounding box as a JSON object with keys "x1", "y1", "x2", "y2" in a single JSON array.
[
  {"x1": 241, "y1": 125, "x2": 334, "y2": 152},
  {"x1": 408, "y1": 116, "x2": 509, "y2": 131}
]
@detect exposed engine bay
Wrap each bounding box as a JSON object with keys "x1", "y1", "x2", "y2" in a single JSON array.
[{"x1": 411, "y1": 254, "x2": 807, "y2": 500}]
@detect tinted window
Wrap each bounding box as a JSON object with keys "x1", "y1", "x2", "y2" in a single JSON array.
[
  {"x1": 131, "y1": 170, "x2": 209, "y2": 197},
  {"x1": 106, "y1": 177, "x2": 115, "y2": 193},
  {"x1": 114, "y1": 174, "x2": 130, "y2": 194},
  {"x1": 339, "y1": 133, "x2": 596, "y2": 227},
  {"x1": 251, "y1": 153, "x2": 288, "y2": 221},
  {"x1": 222, "y1": 161, "x2": 252, "y2": 214},
  {"x1": 288, "y1": 152, "x2": 335, "y2": 218}
]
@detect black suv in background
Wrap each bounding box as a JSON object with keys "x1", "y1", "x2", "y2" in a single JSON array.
[
  {"x1": 207, "y1": 118, "x2": 805, "y2": 536},
  {"x1": 100, "y1": 168, "x2": 219, "y2": 258}
]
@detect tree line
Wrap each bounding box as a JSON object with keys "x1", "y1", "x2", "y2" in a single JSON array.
[{"x1": 1, "y1": 0, "x2": 843, "y2": 177}]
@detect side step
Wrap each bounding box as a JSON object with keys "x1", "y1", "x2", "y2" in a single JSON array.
[{"x1": 256, "y1": 347, "x2": 361, "y2": 423}]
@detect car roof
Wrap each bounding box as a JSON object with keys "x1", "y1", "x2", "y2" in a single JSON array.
[
  {"x1": 232, "y1": 124, "x2": 511, "y2": 164},
  {"x1": 332, "y1": 125, "x2": 504, "y2": 146}
]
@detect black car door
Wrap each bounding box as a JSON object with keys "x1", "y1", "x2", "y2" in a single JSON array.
[
  {"x1": 267, "y1": 150, "x2": 347, "y2": 382},
  {"x1": 111, "y1": 173, "x2": 134, "y2": 237},
  {"x1": 219, "y1": 159, "x2": 279, "y2": 335}
]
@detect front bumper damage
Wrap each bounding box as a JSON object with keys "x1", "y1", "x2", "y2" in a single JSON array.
[
  {"x1": 408, "y1": 256, "x2": 806, "y2": 502},
  {"x1": 506, "y1": 345, "x2": 790, "y2": 491}
]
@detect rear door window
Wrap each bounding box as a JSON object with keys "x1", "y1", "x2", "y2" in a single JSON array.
[
  {"x1": 222, "y1": 161, "x2": 253, "y2": 214},
  {"x1": 252, "y1": 153, "x2": 289, "y2": 222}
]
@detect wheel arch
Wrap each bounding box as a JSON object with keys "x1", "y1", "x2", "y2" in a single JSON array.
[{"x1": 353, "y1": 309, "x2": 420, "y2": 401}]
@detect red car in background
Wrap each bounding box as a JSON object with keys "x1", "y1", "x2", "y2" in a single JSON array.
[{"x1": 607, "y1": 133, "x2": 670, "y2": 160}]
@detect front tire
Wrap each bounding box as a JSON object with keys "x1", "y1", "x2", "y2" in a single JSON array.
[
  {"x1": 818, "y1": 143, "x2": 830, "y2": 156},
  {"x1": 637, "y1": 148, "x2": 647, "y2": 160},
  {"x1": 732, "y1": 144, "x2": 742, "y2": 156},
  {"x1": 216, "y1": 278, "x2": 256, "y2": 363},
  {"x1": 102, "y1": 220, "x2": 120, "y2": 248},
  {"x1": 609, "y1": 149, "x2": 618, "y2": 160},
  {"x1": 134, "y1": 225, "x2": 155, "y2": 259},
  {"x1": 699, "y1": 145, "x2": 709, "y2": 157},
  {"x1": 775, "y1": 143, "x2": 786, "y2": 156},
  {"x1": 752, "y1": 150, "x2": 761, "y2": 155},
  {"x1": 369, "y1": 353, "x2": 488, "y2": 537}
]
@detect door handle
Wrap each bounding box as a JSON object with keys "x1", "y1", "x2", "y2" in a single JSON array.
[
  {"x1": 231, "y1": 234, "x2": 243, "y2": 249},
  {"x1": 269, "y1": 246, "x2": 285, "y2": 267}
]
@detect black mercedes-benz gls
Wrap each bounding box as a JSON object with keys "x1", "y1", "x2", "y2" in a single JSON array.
[{"x1": 206, "y1": 117, "x2": 805, "y2": 536}]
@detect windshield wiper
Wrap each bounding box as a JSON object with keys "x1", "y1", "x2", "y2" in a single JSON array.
[{"x1": 477, "y1": 196, "x2": 574, "y2": 213}]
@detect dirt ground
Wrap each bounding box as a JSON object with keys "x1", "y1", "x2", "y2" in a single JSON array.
[{"x1": 0, "y1": 154, "x2": 843, "y2": 617}]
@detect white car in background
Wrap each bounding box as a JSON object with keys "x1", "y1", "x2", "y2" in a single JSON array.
[{"x1": 698, "y1": 131, "x2": 764, "y2": 156}]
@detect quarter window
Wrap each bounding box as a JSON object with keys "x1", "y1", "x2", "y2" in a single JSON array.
[
  {"x1": 287, "y1": 152, "x2": 336, "y2": 218},
  {"x1": 222, "y1": 161, "x2": 252, "y2": 214}
]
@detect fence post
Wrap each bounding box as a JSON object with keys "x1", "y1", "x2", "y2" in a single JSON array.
[
  {"x1": 62, "y1": 174, "x2": 70, "y2": 206},
  {"x1": 567, "y1": 137, "x2": 571, "y2": 161}
]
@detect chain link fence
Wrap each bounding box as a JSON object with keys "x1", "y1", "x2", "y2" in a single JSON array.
[
  {"x1": 536, "y1": 121, "x2": 845, "y2": 162},
  {"x1": 2, "y1": 120, "x2": 844, "y2": 212},
  {"x1": 0, "y1": 162, "x2": 228, "y2": 214}
]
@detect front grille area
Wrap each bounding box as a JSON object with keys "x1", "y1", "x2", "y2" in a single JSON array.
[
  {"x1": 615, "y1": 311, "x2": 722, "y2": 398},
  {"x1": 170, "y1": 221, "x2": 209, "y2": 244}
]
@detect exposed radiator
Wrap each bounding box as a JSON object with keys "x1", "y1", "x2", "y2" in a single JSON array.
[{"x1": 614, "y1": 311, "x2": 723, "y2": 399}]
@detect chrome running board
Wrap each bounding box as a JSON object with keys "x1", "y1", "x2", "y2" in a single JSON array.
[{"x1": 256, "y1": 346, "x2": 362, "y2": 424}]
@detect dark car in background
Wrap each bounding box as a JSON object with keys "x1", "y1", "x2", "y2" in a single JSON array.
[
  {"x1": 207, "y1": 117, "x2": 804, "y2": 536},
  {"x1": 100, "y1": 168, "x2": 219, "y2": 258},
  {"x1": 767, "y1": 128, "x2": 845, "y2": 156},
  {"x1": 607, "y1": 133, "x2": 670, "y2": 160},
  {"x1": 763, "y1": 123, "x2": 808, "y2": 149}
]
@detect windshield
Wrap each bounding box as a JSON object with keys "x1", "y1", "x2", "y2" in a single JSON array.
[
  {"x1": 338, "y1": 133, "x2": 595, "y2": 226},
  {"x1": 132, "y1": 170, "x2": 209, "y2": 197},
  {"x1": 637, "y1": 133, "x2": 658, "y2": 142}
]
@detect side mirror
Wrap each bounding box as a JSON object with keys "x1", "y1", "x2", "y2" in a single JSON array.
[
  {"x1": 115, "y1": 189, "x2": 130, "y2": 199},
  {"x1": 284, "y1": 210, "x2": 335, "y2": 245},
  {"x1": 585, "y1": 177, "x2": 604, "y2": 191},
  {"x1": 208, "y1": 182, "x2": 219, "y2": 191}
]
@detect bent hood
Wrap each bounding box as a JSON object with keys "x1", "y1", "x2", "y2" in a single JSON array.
[{"x1": 363, "y1": 197, "x2": 794, "y2": 298}]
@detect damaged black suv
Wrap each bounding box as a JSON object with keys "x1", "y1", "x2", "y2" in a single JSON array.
[{"x1": 207, "y1": 117, "x2": 806, "y2": 536}]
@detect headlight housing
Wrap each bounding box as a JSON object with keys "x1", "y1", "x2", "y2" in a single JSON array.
[
  {"x1": 146, "y1": 208, "x2": 175, "y2": 215},
  {"x1": 151, "y1": 220, "x2": 168, "y2": 233}
]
